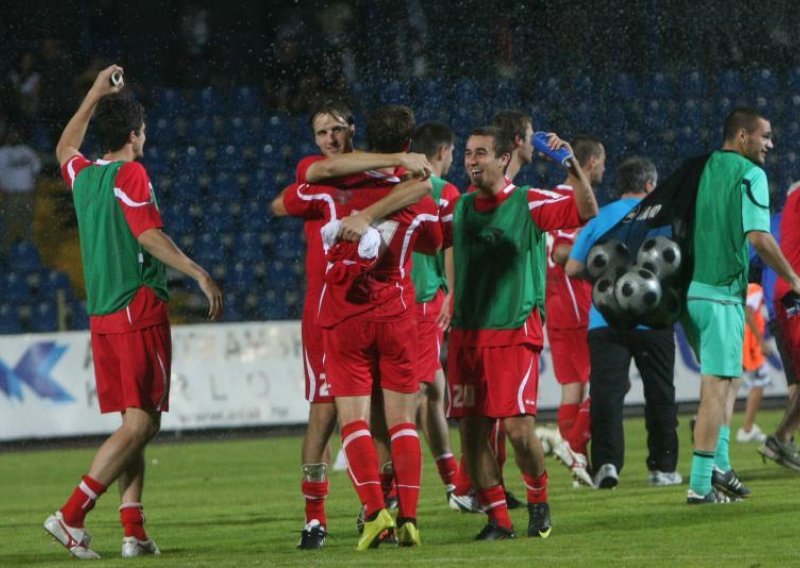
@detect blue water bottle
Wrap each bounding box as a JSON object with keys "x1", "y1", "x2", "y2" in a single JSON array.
[{"x1": 532, "y1": 131, "x2": 573, "y2": 168}]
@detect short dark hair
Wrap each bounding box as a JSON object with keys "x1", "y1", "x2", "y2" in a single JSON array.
[
  {"x1": 723, "y1": 107, "x2": 767, "y2": 142},
  {"x1": 94, "y1": 94, "x2": 145, "y2": 152},
  {"x1": 367, "y1": 105, "x2": 415, "y2": 153},
  {"x1": 308, "y1": 99, "x2": 355, "y2": 130},
  {"x1": 492, "y1": 110, "x2": 532, "y2": 144},
  {"x1": 411, "y1": 122, "x2": 454, "y2": 160},
  {"x1": 615, "y1": 156, "x2": 657, "y2": 197},
  {"x1": 570, "y1": 134, "x2": 605, "y2": 166},
  {"x1": 470, "y1": 126, "x2": 515, "y2": 159}
]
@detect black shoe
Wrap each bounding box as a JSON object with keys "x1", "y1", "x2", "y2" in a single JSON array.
[
  {"x1": 686, "y1": 488, "x2": 730, "y2": 504},
  {"x1": 526, "y1": 502, "x2": 552, "y2": 538},
  {"x1": 504, "y1": 489, "x2": 523, "y2": 510},
  {"x1": 711, "y1": 467, "x2": 750, "y2": 499},
  {"x1": 297, "y1": 520, "x2": 327, "y2": 550},
  {"x1": 758, "y1": 435, "x2": 800, "y2": 472},
  {"x1": 475, "y1": 520, "x2": 516, "y2": 541}
]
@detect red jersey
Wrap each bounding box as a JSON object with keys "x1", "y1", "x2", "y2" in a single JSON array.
[
  {"x1": 442, "y1": 182, "x2": 583, "y2": 347},
  {"x1": 283, "y1": 182, "x2": 441, "y2": 326},
  {"x1": 776, "y1": 186, "x2": 800, "y2": 301},
  {"x1": 291, "y1": 156, "x2": 402, "y2": 311},
  {"x1": 545, "y1": 185, "x2": 592, "y2": 329}
]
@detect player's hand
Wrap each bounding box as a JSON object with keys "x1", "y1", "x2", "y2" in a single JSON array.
[
  {"x1": 338, "y1": 213, "x2": 372, "y2": 241},
  {"x1": 89, "y1": 64, "x2": 125, "y2": 98},
  {"x1": 436, "y1": 292, "x2": 453, "y2": 331},
  {"x1": 199, "y1": 274, "x2": 224, "y2": 321},
  {"x1": 399, "y1": 153, "x2": 433, "y2": 180}
]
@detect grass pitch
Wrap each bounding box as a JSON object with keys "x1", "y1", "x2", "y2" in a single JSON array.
[{"x1": 1, "y1": 410, "x2": 797, "y2": 567}]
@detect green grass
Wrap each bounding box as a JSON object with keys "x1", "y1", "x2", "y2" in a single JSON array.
[{"x1": 1, "y1": 410, "x2": 796, "y2": 567}]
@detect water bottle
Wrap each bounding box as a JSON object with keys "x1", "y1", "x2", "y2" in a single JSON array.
[{"x1": 532, "y1": 131, "x2": 573, "y2": 168}]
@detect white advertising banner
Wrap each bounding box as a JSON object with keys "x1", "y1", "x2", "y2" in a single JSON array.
[{"x1": 0, "y1": 322, "x2": 789, "y2": 442}]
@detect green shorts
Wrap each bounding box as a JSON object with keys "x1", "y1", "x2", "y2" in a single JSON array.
[{"x1": 683, "y1": 298, "x2": 744, "y2": 378}]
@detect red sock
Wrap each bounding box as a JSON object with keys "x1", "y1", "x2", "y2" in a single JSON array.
[
  {"x1": 341, "y1": 420, "x2": 384, "y2": 518},
  {"x1": 120, "y1": 503, "x2": 148, "y2": 540},
  {"x1": 557, "y1": 403, "x2": 580, "y2": 440},
  {"x1": 389, "y1": 422, "x2": 421, "y2": 520},
  {"x1": 523, "y1": 471, "x2": 548, "y2": 504},
  {"x1": 490, "y1": 420, "x2": 507, "y2": 472},
  {"x1": 567, "y1": 398, "x2": 592, "y2": 455},
  {"x1": 60, "y1": 475, "x2": 106, "y2": 527},
  {"x1": 435, "y1": 452, "x2": 459, "y2": 487},
  {"x1": 476, "y1": 485, "x2": 512, "y2": 529},
  {"x1": 301, "y1": 479, "x2": 328, "y2": 527},
  {"x1": 453, "y1": 455, "x2": 473, "y2": 495}
]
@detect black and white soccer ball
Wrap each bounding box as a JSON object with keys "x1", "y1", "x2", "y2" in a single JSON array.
[
  {"x1": 587, "y1": 239, "x2": 630, "y2": 281},
  {"x1": 636, "y1": 236, "x2": 682, "y2": 281},
  {"x1": 614, "y1": 268, "x2": 662, "y2": 315},
  {"x1": 641, "y1": 286, "x2": 682, "y2": 328},
  {"x1": 592, "y1": 275, "x2": 623, "y2": 317}
]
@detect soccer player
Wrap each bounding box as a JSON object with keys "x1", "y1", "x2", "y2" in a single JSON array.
[
  {"x1": 567, "y1": 157, "x2": 681, "y2": 489},
  {"x1": 271, "y1": 100, "x2": 432, "y2": 549},
  {"x1": 409, "y1": 122, "x2": 461, "y2": 501},
  {"x1": 759, "y1": 181, "x2": 800, "y2": 472},
  {"x1": 44, "y1": 65, "x2": 223, "y2": 559},
  {"x1": 546, "y1": 135, "x2": 606, "y2": 488},
  {"x1": 443, "y1": 125, "x2": 596, "y2": 540},
  {"x1": 683, "y1": 107, "x2": 800, "y2": 503},
  {"x1": 281, "y1": 105, "x2": 440, "y2": 550}
]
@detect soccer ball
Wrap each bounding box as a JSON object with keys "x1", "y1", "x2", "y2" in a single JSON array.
[
  {"x1": 587, "y1": 239, "x2": 630, "y2": 281},
  {"x1": 637, "y1": 236, "x2": 682, "y2": 281},
  {"x1": 614, "y1": 268, "x2": 662, "y2": 315},
  {"x1": 641, "y1": 286, "x2": 682, "y2": 328},
  {"x1": 592, "y1": 275, "x2": 623, "y2": 317}
]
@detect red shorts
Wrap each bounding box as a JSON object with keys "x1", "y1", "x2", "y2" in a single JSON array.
[
  {"x1": 546, "y1": 326, "x2": 590, "y2": 385},
  {"x1": 302, "y1": 310, "x2": 332, "y2": 403},
  {"x1": 775, "y1": 299, "x2": 800, "y2": 386},
  {"x1": 91, "y1": 322, "x2": 172, "y2": 413},
  {"x1": 447, "y1": 342, "x2": 540, "y2": 419},
  {"x1": 322, "y1": 316, "x2": 418, "y2": 397},
  {"x1": 416, "y1": 290, "x2": 445, "y2": 385}
]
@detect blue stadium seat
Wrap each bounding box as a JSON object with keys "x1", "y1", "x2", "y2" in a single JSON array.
[
  {"x1": 492, "y1": 78, "x2": 521, "y2": 110},
  {"x1": 415, "y1": 77, "x2": 447, "y2": 112},
  {"x1": 265, "y1": 259, "x2": 299, "y2": 292},
  {"x1": 170, "y1": 171, "x2": 202, "y2": 202},
  {"x1": 678, "y1": 70, "x2": 708, "y2": 99},
  {"x1": 226, "y1": 115, "x2": 257, "y2": 146},
  {"x1": 202, "y1": 202, "x2": 237, "y2": 234},
  {"x1": 675, "y1": 125, "x2": 703, "y2": 156},
  {"x1": 216, "y1": 144, "x2": 246, "y2": 172},
  {"x1": 227, "y1": 261, "x2": 259, "y2": 291},
  {"x1": 378, "y1": 79, "x2": 411, "y2": 106},
  {"x1": 31, "y1": 301, "x2": 58, "y2": 332},
  {"x1": 162, "y1": 203, "x2": 196, "y2": 237},
  {"x1": 176, "y1": 146, "x2": 207, "y2": 173},
  {"x1": 258, "y1": 293, "x2": 289, "y2": 320},
  {"x1": 230, "y1": 86, "x2": 260, "y2": 114},
  {"x1": 453, "y1": 78, "x2": 484, "y2": 107},
  {"x1": 144, "y1": 146, "x2": 169, "y2": 177},
  {"x1": 610, "y1": 73, "x2": 639, "y2": 101},
  {"x1": 192, "y1": 86, "x2": 224, "y2": 115},
  {"x1": 210, "y1": 171, "x2": 242, "y2": 203},
  {"x1": 152, "y1": 88, "x2": 184, "y2": 116},
  {"x1": 679, "y1": 99, "x2": 703, "y2": 126},
  {"x1": 234, "y1": 233, "x2": 266, "y2": 264},
  {"x1": 644, "y1": 72, "x2": 674, "y2": 100},
  {"x1": 717, "y1": 69, "x2": 744, "y2": 99},
  {"x1": 69, "y1": 300, "x2": 89, "y2": 330},
  {"x1": 750, "y1": 67, "x2": 779, "y2": 98},
  {"x1": 150, "y1": 117, "x2": 177, "y2": 147},
  {"x1": 273, "y1": 230, "x2": 304, "y2": 261},
  {"x1": 8, "y1": 241, "x2": 42, "y2": 271},
  {"x1": 193, "y1": 232, "x2": 227, "y2": 265},
  {"x1": 0, "y1": 303, "x2": 22, "y2": 334},
  {"x1": 644, "y1": 99, "x2": 669, "y2": 131},
  {"x1": 41, "y1": 270, "x2": 73, "y2": 301}
]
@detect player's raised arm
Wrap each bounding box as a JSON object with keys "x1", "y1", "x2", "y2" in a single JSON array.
[
  {"x1": 137, "y1": 229, "x2": 224, "y2": 320},
  {"x1": 56, "y1": 64, "x2": 124, "y2": 166},
  {"x1": 337, "y1": 177, "x2": 433, "y2": 241},
  {"x1": 306, "y1": 151, "x2": 432, "y2": 183},
  {"x1": 548, "y1": 134, "x2": 597, "y2": 221}
]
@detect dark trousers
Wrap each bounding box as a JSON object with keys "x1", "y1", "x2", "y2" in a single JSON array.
[{"x1": 588, "y1": 326, "x2": 678, "y2": 474}]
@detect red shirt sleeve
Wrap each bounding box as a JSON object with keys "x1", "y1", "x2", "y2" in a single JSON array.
[
  {"x1": 114, "y1": 162, "x2": 163, "y2": 238},
  {"x1": 440, "y1": 195, "x2": 459, "y2": 249},
  {"x1": 295, "y1": 155, "x2": 325, "y2": 184},
  {"x1": 412, "y1": 196, "x2": 443, "y2": 254},
  {"x1": 282, "y1": 182, "x2": 336, "y2": 220},
  {"x1": 439, "y1": 182, "x2": 461, "y2": 215},
  {"x1": 527, "y1": 188, "x2": 583, "y2": 232},
  {"x1": 60, "y1": 154, "x2": 92, "y2": 189}
]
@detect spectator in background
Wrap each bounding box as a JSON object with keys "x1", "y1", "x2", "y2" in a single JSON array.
[
  {"x1": 0, "y1": 122, "x2": 41, "y2": 254},
  {"x1": 7, "y1": 51, "x2": 41, "y2": 127},
  {"x1": 38, "y1": 38, "x2": 74, "y2": 145}
]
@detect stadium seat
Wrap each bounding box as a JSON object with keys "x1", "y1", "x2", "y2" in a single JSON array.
[
  {"x1": 193, "y1": 232, "x2": 227, "y2": 265},
  {"x1": 717, "y1": 69, "x2": 744, "y2": 99},
  {"x1": 41, "y1": 270, "x2": 73, "y2": 301},
  {"x1": 644, "y1": 71, "x2": 674, "y2": 100},
  {"x1": 0, "y1": 303, "x2": 22, "y2": 335},
  {"x1": 378, "y1": 79, "x2": 411, "y2": 106},
  {"x1": 150, "y1": 117, "x2": 177, "y2": 147},
  {"x1": 8, "y1": 241, "x2": 42, "y2": 271},
  {"x1": 176, "y1": 145, "x2": 207, "y2": 173},
  {"x1": 210, "y1": 170, "x2": 243, "y2": 203},
  {"x1": 265, "y1": 259, "x2": 299, "y2": 292},
  {"x1": 144, "y1": 146, "x2": 169, "y2": 177},
  {"x1": 610, "y1": 73, "x2": 639, "y2": 101},
  {"x1": 227, "y1": 261, "x2": 260, "y2": 290},
  {"x1": 162, "y1": 203, "x2": 196, "y2": 237},
  {"x1": 226, "y1": 115, "x2": 257, "y2": 146},
  {"x1": 69, "y1": 300, "x2": 89, "y2": 330},
  {"x1": 216, "y1": 144, "x2": 247, "y2": 172},
  {"x1": 192, "y1": 86, "x2": 224, "y2": 115},
  {"x1": 644, "y1": 99, "x2": 669, "y2": 131},
  {"x1": 453, "y1": 78, "x2": 484, "y2": 107},
  {"x1": 2, "y1": 270, "x2": 30, "y2": 302},
  {"x1": 678, "y1": 69, "x2": 708, "y2": 99},
  {"x1": 234, "y1": 233, "x2": 266, "y2": 264},
  {"x1": 31, "y1": 301, "x2": 59, "y2": 333},
  {"x1": 152, "y1": 87, "x2": 185, "y2": 116},
  {"x1": 230, "y1": 85, "x2": 260, "y2": 114},
  {"x1": 749, "y1": 67, "x2": 779, "y2": 98},
  {"x1": 202, "y1": 201, "x2": 237, "y2": 234}
]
